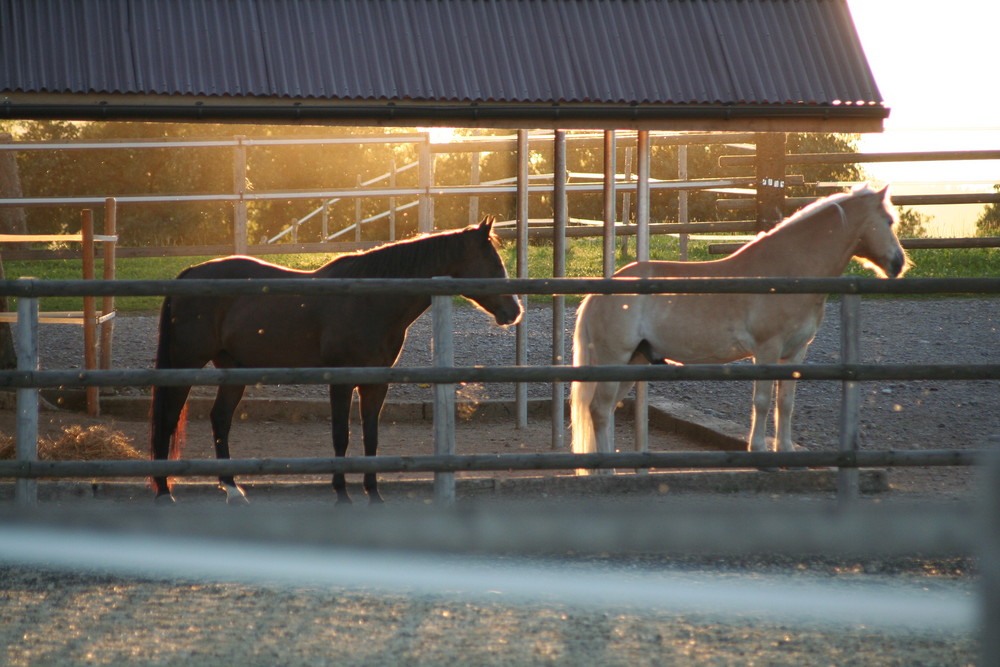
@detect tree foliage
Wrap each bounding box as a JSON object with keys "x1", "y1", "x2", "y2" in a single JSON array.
[
  {"x1": 974, "y1": 185, "x2": 1000, "y2": 237},
  {"x1": 0, "y1": 121, "x2": 868, "y2": 246}
]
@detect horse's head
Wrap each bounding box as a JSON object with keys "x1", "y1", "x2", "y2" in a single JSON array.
[
  {"x1": 849, "y1": 185, "x2": 909, "y2": 278},
  {"x1": 457, "y1": 216, "x2": 523, "y2": 326}
]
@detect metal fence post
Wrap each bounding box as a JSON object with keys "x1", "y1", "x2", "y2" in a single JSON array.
[
  {"x1": 15, "y1": 293, "x2": 38, "y2": 506},
  {"x1": 634, "y1": 131, "x2": 651, "y2": 461},
  {"x1": 838, "y1": 294, "x2": 861, "y2": 502},
  {"x1": 432, "y1": 290, "x2": 456, "y2": 506},
  {"x1": 551, "y1": 130, "x2": 567, "y2": 450},
  {"x1": 515, "y1": 130, "x2": 530, "y2": 430}
]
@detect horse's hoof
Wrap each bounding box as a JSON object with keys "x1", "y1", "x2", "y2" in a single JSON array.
[
  {"x1": 154, "y1": 493, "x2": 176, "y2": 505},
  {"x1": 335, "y1": 495, "x2": 353, "y2": 506},
  {"x1": 222, "y1": 484, "x2": 250, "y2": 505},
  {"x1": 367, "y1": 493, "x2": 386, "y2": 506}
]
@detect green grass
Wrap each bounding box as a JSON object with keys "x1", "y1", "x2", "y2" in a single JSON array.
[
  {"x1": 3, "y1": 253, "x2": 340, "y2": 313},
  {"x1": 3, "y1": 240, "x2": 996, "y2": 313}
]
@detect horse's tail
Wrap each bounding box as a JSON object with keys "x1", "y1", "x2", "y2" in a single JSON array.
[
  {"x1": 149, "y1": 295, "x2": 186, "y2": 493},
  {"x1": 570, "y1": 297, "x2": 599, "y2": 458}
]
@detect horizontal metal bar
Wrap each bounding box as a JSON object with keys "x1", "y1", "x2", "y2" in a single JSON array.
[
  {"x1": 1, "y1": 276, "x2": 998, "y2": 298},
  {"x1": 720, "y1": 149, "x2": 1000, "y2": 167},
  {"x1": 0, "y1": 177, "x2": 756, "y2": 208},
  {"x1": 0, "y1": 449, "x2": 982, "y2": 479},
  {"x1": 710, "y1": 238, "x2": 1000, "y2": 254},
  {"x1": 0, "y1": 363, "x2": 996, "y2": 389}
]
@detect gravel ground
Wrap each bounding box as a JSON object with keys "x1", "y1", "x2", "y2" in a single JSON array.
[{"x1": 5, "y1": 295, "x2": 994, "y2": 665}]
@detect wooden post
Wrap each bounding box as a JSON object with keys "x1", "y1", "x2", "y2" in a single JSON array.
[
  {"x1": 754, "y1": 132, "x2": 786, "y2": 232},
  {"x1": 232, "y1": 136, "x2": 248, "y2": 255},
  {"x1": 432, "y1": 291, "x2": 456, "y2": 506},
  {"x1": 355, "y1": 175, "x2": 362, "y2": 242},
  {"x1": 321, "y1": 200, "x2": 329, "y2": 241},
  {"x1": 515, "y1": 130, "x2": 530, "y2": 430},
  {"x1": 551, "y1": 130, "x2": 567, "y2": 450},
  {"x1": 14, "y1": 293, "x2": 38, "y2": 506},
  {"x1": 389, "y1": 160, "x2": 397, "y2": 241},
  {"x1": 468, "y1": 152, "x2": 481, "y2": 225},
  {"x1": 100, "y1": 198, "x2": 116, "y2": 385},
  {"x1": 838, "y1": 294, "x2": 861, "y2": 502},
  {"x1": 81, "y1": 209, "x2": 98, "y2": 416}
]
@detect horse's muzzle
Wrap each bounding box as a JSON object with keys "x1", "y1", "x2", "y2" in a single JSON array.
[
  {"x1": 887, "y1": 251, "x2": 906, "y2": 278},
  {"x1": 495, "y1": 297, "x2": 523, "y2": 326}
]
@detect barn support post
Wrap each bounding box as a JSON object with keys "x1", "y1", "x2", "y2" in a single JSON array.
[
  {"x1": 600, "y1": 130, "x2": 618, "y2": 445},
  {"x1": 838, "y1": 294, "x2": 861, "y2": 502},
  {"x1": 515, "y1": 130, "x2": 530, "y2": 430},
  {"x1": 232, "y1": 136, "x2": 248, "y2": 255},
  {"x1": 432, "y1": 291, "x2": 456, "y2": 506},
  {"x1": 633, "y1": 131, "x2": 651, "y2": 459},
  {"x1": 602, "y1": 130, "x2": 617, "y2": 278},
  {"x1": 754, "y1": 132, "x2": 787, "y2": 232},
  {"x1": 551, "y1": 130, "x2": 567, "y2": 450},
  {"x1": 14, "y1": 291, "x2": 38, "y2": 507}
]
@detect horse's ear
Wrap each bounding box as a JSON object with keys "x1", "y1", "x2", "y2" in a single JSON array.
[
  {"x1": 878, "y1": 184, "x2": 891, "y2": 200},
  {"x1": 476, "y1": 215, "x2": 495, "y2": 234}
]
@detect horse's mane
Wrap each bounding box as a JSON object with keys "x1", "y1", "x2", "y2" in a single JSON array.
[
  {"x1": 750, "y1": 183, "x2": 880, "y2": 242},
  {"x1": 317, "y1": 226, "x2": 484, "y2": 278}
]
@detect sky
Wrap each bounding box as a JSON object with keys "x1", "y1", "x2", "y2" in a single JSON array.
[{"x1": 847, "y1": 0, "x2": 1000, "y2": 235}]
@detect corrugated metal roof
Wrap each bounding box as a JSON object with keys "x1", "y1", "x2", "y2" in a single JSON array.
[{"x1": 0, "y1": 0, "x2": 886, "y2": 129}]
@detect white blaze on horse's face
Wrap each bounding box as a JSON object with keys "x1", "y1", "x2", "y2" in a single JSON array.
[{"x1": 852, "y1": 185, "x2": 908, "y2": 278}]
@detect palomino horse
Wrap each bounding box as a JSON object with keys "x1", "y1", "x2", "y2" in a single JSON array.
[
  {"x1": 571, "y1": 185, "x2": 907, "y2": 467},
  {"x1": 150, "y1": 217, "x2": 521, "y2": 503}
]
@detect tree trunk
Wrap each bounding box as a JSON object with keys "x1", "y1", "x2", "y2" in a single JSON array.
[{"x1": 0, "y1": 133, "x2": 26, "y2": 369}]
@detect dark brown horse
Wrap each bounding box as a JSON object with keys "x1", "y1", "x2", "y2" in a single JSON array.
[{"x1": 150, "y1": 217, "x2": 521, "y2": 504}]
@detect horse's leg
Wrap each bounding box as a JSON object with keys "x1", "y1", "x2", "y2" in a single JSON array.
[
  {"x1": 329, "y1": 384, "x2": 354, "y2": 505},
  {"x1": 150, "y1": 385, "x2": 192, "y2": 502},
  {"x1": 748, "y1": 378, "x2": 776, "y2": 455},
  {"x1": 581, "y1": 380, "x2": 632, "y2": 475},
  {"x1": 775, "y1": 346, "x2": 809, "y2": 461},
  {"x1": 210, "y1": 384, "x2": 249, "y2": 504},
  {"x1": 357, "y1": 383, "x2": 389, "y2": 504}
]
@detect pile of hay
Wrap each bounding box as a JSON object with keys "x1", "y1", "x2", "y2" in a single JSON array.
[{"x1": 0, "y1": 425, "x2": 143, "y2": 461}]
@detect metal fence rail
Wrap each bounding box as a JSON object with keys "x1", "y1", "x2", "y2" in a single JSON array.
[{"x1": 4, "y1": 275, "x2": 998, "y2": 506}]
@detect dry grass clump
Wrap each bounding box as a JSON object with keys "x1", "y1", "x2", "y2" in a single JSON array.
[{"x1": 0, "y1": 425, "x2": 142, "y2": 461}]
